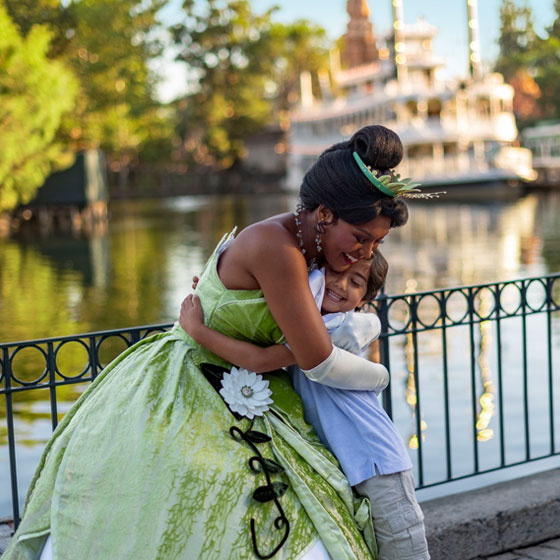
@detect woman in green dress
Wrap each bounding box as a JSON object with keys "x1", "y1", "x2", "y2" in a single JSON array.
[{"x1": 5, "y1": 125, "x2": 409, "y2": 560}]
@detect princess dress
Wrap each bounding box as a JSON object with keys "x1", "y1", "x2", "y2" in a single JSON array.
[{"x1": 4, "y1": 232, "x2": 376, "y2": 560}]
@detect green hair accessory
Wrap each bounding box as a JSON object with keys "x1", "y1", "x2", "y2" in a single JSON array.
[{"x1": 352, "y1": 151, "x2": 444, "y2": 199}]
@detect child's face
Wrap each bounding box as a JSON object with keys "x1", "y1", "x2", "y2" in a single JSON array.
[{"x1": 321, "y1": 259, "x2": 370, "y2": 314}]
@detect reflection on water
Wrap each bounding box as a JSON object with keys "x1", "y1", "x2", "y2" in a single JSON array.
[
  {"x1": 476, "y1": 294, "x2": 495, "y2": 443},
  {"x1": 1, "y1": 191, "x2": 560, "y2": 515},
  {"x1": 382, "y1": 194, "x2": 549, "y2": 293},
  {"x1": 0, "y1": 194, "x2": 298, "y2": 344},
  {"x1": 3, "y1": 191, "x2": 559, "y2": 345}
]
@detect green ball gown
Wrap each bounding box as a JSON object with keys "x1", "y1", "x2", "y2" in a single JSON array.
[{"x1": 4, "y1": 232, "x2": 377, "y2": 560}]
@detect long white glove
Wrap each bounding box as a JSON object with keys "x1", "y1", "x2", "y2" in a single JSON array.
[{"x1": 302, "y1": 345, "x2": 389, "y2": 392}]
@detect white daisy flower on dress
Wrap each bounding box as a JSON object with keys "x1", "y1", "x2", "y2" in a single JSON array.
[{"x1": 219, "y1": 367, "x2": 273, "y2": 419}]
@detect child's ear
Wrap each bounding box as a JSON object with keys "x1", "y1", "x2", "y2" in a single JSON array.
[{"x1": 355, "y1": 300, "x2": 368, "y2": 311}]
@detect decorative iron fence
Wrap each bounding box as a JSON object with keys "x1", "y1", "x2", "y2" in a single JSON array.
[
  {"x1": 0, "y1": 324, "x2": 171, "y2": 527},
  {"x1": 370, "y1": 273, "x2": 560, "y2": 490},
  {"x1": 2, "y1": 273, "x2": 560, "y2": 527}
]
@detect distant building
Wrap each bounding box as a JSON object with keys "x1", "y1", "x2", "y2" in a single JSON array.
[
  {"x1": 522, "y1": 122, "x2": 560, "y2": 187},
  {"x1": 17, "y1": 150, "x2": 108, "y2": 233}
]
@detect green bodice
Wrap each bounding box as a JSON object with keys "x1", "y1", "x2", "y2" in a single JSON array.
[{"x1": 186, "y1": 230, "x2": 285, "y2": 367}]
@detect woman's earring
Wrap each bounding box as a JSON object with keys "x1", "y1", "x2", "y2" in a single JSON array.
[
  {"x1": 314, "y1": 221, "x2": 325, "y2": 253},
  {"x1": 315, "y1": 231, "x2": 322, "y2": 253}
]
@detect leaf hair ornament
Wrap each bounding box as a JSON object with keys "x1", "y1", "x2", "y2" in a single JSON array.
[{"x1": 352, "y1": 151, "x2": 445, "y2": 199}]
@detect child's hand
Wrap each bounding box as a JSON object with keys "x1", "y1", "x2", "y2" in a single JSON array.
[
  {"x1": 179, "y1": 293, "x2": 205, "y2": 336},
  {"x1": 192, "y1": 275, "x2": 199, "y2": 290}
]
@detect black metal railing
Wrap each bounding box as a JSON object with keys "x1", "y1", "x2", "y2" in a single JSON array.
[
  {"x1": 2, "y1": 273, "x2": 560, "y2": 527},
  {"x1": 1, "y1": 324, "x2": 172, "y2": 527},
  {"x1": 369, "y1": 273, "x2": 560, "y2": 490}
]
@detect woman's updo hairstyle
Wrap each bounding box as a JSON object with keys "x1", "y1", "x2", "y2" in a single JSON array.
[{"x1": 299, "y1": 125, "x2": 409, "y2": 227}]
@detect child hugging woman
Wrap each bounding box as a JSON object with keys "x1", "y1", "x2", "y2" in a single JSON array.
[{"x1": 180, "y1": 250, "x2": 429, "y2": 560}]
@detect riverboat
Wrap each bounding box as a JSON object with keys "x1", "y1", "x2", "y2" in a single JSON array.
[{"x1": 286, "y1": 0, "x2": 536, "y2": 200}]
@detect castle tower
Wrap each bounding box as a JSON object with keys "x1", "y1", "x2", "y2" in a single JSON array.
[{"x1": 341, "y1": 0, "x2": 378, "y2": 68}]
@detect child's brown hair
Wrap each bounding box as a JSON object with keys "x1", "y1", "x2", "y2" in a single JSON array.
[{"x1": 362, "y1": 250, "x2": 388, "y2": 303}]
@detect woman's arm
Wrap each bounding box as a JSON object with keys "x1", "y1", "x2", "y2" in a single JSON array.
[
  {"x1": 218, "y1": 221, "x2": 333, "y2": 370},
  {"x1": 216, "y1": 221, "x2": 388, "y2": 391},
  {"x1": 180, "y1": 294, "x2": 295, "y2": 373}
]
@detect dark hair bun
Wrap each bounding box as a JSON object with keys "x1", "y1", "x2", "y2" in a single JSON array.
[
  {"x1": 349, "y1": 125, "x2": 403, "y2": 173},
  {"x1": 299, "y1": 124, "x2": 408, "y2": 227}
]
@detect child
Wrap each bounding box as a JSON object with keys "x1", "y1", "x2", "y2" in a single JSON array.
[{"x1": 181, "y1": 252, "x2": 429, "y2": 560}]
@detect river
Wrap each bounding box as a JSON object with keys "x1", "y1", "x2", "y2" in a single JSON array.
[{"x1": 1, "y1": 190, "x2": 560, "y2": 516}]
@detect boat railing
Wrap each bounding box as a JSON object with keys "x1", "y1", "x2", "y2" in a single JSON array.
[
  {"x1": 2, "y1": 273, "x2": 560, "y2": 525},
  {"x1": 401, "y1": 154, "x2": 489, "y2": 179}
]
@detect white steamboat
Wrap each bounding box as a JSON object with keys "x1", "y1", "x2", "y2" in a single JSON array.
[{"x1": 287, "y1": 0, "x2": 536, "y2": 199}]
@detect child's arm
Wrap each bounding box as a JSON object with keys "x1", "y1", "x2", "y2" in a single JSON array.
[{"x1": 180, "y1": 294, "x2": 295, "y2": 373}]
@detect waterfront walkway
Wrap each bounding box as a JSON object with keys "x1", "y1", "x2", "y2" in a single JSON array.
[
  {"x1": 424, "y1": 468, "x2": 560, "y2": 559},
  {"x1": 481, "y1": 538, "x2": 560, "y2": 559},
  {"x1": 1, "y1": 468, "x2": 559, "y2": 559}
]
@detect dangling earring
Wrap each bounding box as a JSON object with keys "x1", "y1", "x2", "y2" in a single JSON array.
[{"x1": 315, "y1": 221, "x2": 326, "y2": 253}]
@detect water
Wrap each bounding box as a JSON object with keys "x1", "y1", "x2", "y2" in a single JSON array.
[{"x1": 1, "y1": 190, "x2": 560, "y2": 516}]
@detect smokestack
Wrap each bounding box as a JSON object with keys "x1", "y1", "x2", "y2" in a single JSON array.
[
  {"x1": 300, "y1": 71, "x2": 314, "y2": 108},
  {"x1": 467, "y1": 0, "x2": 481, "y2": 80},
  {"x1": 392, "y1": 0, "x2": 407, "y2": 82}
]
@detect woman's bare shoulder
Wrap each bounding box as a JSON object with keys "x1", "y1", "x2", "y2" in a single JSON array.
[
  {"x1": 217, "y1": 213, "x2": 303, "y2": 289},
  {"x1": 235, "y1": 214, "x2": 296, "y2": 254}
]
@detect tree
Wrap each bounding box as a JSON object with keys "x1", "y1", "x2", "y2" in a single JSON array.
[
  {"x1": 0, "y1": 3, "x2": 77, "y2": 212},
  {"x1": 172, "y1": 0, "x2": 328, "y2": 169},
  {"x1": 494, "y1": 0, "x2": 541, "y2": 125},
  {"x1": 3, "y1": 0, "x2": 75, "y2": 57},
  {"x1": 255, "y1": 20, "x2": 329, "y2": 113},
  {"x1": 495, "y1": 0, "x2": 537, "y2": 80},
  {"x1": 532, "y1": 0, "x2": 560, "y2": 120},
  {"x1": 5, "y1": 0, "x2": 175, "y2": 186}
]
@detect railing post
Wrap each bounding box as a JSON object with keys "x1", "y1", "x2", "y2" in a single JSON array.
[
  {"x1": 3, "y1": 346, "x2": 20, "y2": 529},
  {"x1": 495, "y1": 283, "x2": 505, "y2": 467},
  {"x1": 520, "y1": 280, "x2": 530, "y2": 462},
  {"x1": 440, "y1": 290, "x2": 452, "y2": 482},
  {"x1": 377, "y1": 292, "x2": 393, "y2": 419},
  {"x1": 546, "y1": 277, "x2": 556, "y2": 455},
  {"x1": 89, "y1": 335, "x2": 99, "y2": 380},
  {"x1": 467, "y1": 286, "x2": 480, "y2": 474},
  {"x1": 47, "y1": 341, "x2": 58, "y2": 431}
]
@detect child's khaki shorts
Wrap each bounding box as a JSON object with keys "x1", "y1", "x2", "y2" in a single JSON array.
[{"x1": 356, "y1": 468, "x2": 429, "y2": 560}]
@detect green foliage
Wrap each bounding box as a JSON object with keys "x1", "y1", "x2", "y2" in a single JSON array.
[
  {"x1": 495, "y1": 0, "x2": 537, "y2": 81},
  {"x1": 532, "y1": 1, "x2": 560, "y2": 120},
  {"x1": 60, "y1": 1, "x2": 165, "y2": 152},
  {"x1": 2, "y1": 0, "x2": 329, "y2": 178},
  {"x1": 265, "y1": 20, "x2": 330, "y2": 112},
  {"x1": 4, "y1": 0, "x2": 75, "y2": 57},
  {"x1": 173, "y1": 0, "x2": 328, "y2": 168},
  {"x1": 494, "y1": 0, "x2": 560, "y2": 124},
  {"x1": 0, "y1": 3, "x2": 78, "y2": 212},
  {"x1": 5, "y1": 0, "x2": 175, "y2": 179}
]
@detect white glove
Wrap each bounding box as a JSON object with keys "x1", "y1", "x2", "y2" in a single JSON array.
[{"x1": 302, "y1": 346, "x2": 389, "y2": 392}]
